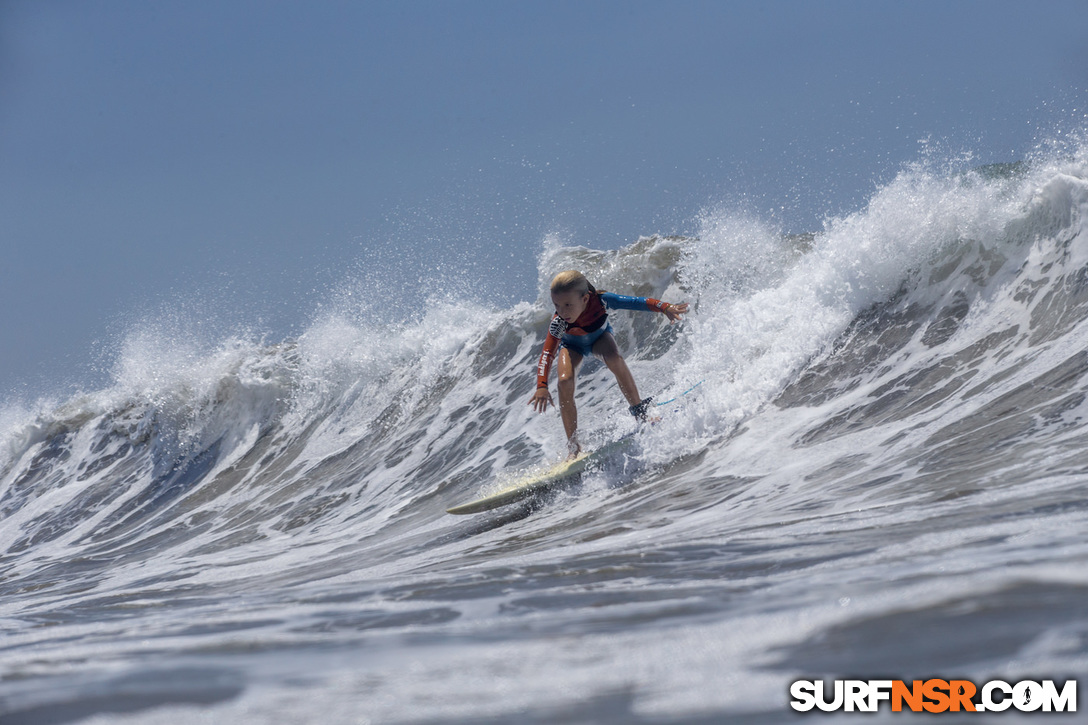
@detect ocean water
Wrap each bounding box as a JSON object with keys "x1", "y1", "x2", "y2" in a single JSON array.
[{"x1": 2, "y1": 145, "x2": 1087, "y2": 723}]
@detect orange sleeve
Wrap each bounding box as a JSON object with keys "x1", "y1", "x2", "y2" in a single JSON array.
[
  {"x1": 645, "y1": 297, "x2": 669, "y2": 313},
  {"x1": 535, "y1": 330, "x2": 560, "y2": 389}
]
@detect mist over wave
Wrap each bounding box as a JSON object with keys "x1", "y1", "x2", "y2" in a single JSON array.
[{"x1": 2, "y1": 141, "x2": 1087, "y2": 723}]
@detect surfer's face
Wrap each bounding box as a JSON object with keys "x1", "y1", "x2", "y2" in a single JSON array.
[{"x1": 551, "y1": 290, "x2": 591, "y2": 323}]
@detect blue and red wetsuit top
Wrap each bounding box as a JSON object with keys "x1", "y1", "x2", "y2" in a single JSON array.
[{"x1": 535, "y1": 288, "x2": 671, "y2": 389}]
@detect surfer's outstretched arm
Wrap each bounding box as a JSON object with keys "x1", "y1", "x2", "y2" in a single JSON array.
[
  {"x1": 600, "y1": 292, "x2": 689, "y2": 322},
  {"x1": 528, "y1": 327, "x2": 561, "y2": 412}
]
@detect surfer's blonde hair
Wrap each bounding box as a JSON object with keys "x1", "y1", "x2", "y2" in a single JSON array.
[{"x1": 550, "y1": 270, "x2": 591, "y2": 296}]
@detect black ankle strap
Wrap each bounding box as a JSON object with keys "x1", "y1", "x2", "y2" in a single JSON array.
[{"x1": 629, "y1": 397, "x2": 653, "y2": 420}]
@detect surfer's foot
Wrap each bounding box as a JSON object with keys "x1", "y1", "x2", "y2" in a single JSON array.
[{"x1": 566, "y1": 438, "x2": 582, "y2": 460}]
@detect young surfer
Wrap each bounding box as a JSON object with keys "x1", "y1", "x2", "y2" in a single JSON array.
[{"x1": 528, "y1": 270, "x2": 689, "y2": 458}]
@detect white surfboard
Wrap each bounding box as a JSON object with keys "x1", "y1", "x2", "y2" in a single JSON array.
[{"x1": 445, "y1": 435, "x2": 635, "y2": 515}]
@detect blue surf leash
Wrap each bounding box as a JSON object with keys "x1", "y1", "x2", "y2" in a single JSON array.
[{"x1": 654, "y1": 380, "x2": 704, "y2": 406}]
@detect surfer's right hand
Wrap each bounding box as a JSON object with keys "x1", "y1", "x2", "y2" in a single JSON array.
[{"x1": 528, "y1": 387, "x2": 553, "y2": 413}]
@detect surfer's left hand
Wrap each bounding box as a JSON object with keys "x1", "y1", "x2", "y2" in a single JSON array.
[{"x1": 664, "y1": 302, "x2": 689, "y2": 323}]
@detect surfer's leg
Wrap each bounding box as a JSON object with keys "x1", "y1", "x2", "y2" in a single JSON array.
[
  {"x1": 593, "y1": 332, "x2": 642, "y2": 407},
  {"x1": 556, "y1": 347, "x2": 583, "y2": 457}
]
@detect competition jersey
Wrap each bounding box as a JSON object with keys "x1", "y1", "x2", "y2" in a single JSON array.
[{"x1": 535, "y1": 290, "x2": 670, "y2": 389}]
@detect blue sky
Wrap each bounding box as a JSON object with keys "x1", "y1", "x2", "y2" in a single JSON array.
[{"x1": 2, "y1": 0, "x2": 1086, "y2": 395}]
